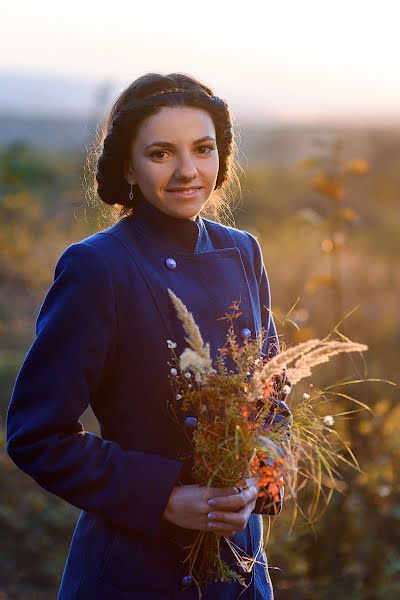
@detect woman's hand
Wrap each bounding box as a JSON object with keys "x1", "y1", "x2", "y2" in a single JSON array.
[
  {"x1": 205, "y1": 477, "x2": 259, "y2": 537},
  {"x1": 162, "y1": 479, "x2": 259, "y2": 537}
]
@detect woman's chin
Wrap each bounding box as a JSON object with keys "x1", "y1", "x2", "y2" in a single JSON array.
[{"x1": 159, "y1": 198, "x2": 207, "y2": 220}]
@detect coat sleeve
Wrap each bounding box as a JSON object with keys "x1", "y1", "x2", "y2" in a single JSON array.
[
  {"x1": 245, "y1": 233, "x2": 293, "y2": 516},
  {"x1": 6, "y1": 241, "x2": 183, "y2": 541}
]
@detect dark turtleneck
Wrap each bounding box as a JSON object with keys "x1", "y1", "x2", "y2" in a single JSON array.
[{"x1": 127, "y1": 199, "x2": 213, "y2": 254}]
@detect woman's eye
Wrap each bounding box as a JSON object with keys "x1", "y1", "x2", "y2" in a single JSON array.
[
  {"x1": 150, "y1": 150, "x2": 168, "y2": 159},
  {"x1": 197, "y1": 145, "x2": 215, "y2": 155}
]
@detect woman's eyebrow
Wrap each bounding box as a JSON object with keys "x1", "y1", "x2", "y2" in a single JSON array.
[{"x1": 145, "y1": 136, "x2": 216, "y2": 150}]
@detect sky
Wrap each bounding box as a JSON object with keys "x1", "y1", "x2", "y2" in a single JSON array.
[{"x1": 2, "y1": 0, "x2": 400, "y2": 124}]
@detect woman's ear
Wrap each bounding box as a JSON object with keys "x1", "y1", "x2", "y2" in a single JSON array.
[{"x1": 123, "y1": 159, "x2": 136, "y2": 186}]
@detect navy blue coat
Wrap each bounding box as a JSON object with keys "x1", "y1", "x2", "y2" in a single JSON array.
[{"x1": 6, "y1": 199, "x2": 288, "y2": 599}]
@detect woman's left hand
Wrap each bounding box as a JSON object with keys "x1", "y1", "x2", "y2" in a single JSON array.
[{"x1": 206, "y1": 476, "x2": 260, "y2": 537}]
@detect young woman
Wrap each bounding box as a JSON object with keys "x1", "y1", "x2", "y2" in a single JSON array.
[{"x1": 6, "y1": 72, "x2": 291, "y2": 599}]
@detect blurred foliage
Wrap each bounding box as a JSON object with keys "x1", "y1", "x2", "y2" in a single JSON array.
[
  {"x1": 241, "y1": 135, "x2": 400, "y2": 600},
  {"x1": 0, "y1": 130, "x2": 399, "y2": 599}
]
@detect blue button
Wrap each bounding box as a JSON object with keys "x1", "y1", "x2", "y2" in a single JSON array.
[
  {"x1": 240, "y1": 327, "x2": 252, "y2": 340},
  {"x1": 181, "y1": 574, "x2": 193, "y2": 586},
  {"x1": 184, "y1": 416, "x2": 198, "y2": 428},
  {"x1": 165, "y1": 257, "x2": 177, "y2": 270}
]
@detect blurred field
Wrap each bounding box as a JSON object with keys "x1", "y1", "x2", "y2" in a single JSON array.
[{"x1": 0, "y1": 122, "x2": 399, "y2": 599}]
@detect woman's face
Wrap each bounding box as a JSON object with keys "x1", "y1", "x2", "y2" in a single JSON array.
[{"x1": 125, "y1": 106, "x2": 220, "y2": 220}]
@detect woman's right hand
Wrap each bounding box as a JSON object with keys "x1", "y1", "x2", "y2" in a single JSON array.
[{"x1": 162, "y1": 483, "x2": 258, "y2": 537}]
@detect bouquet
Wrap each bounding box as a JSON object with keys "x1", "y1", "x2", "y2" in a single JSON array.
[{"x1": 166, "y1": 289, "x2": 368, "y2": 592}]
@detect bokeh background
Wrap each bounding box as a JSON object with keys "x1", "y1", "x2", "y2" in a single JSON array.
[{"x1": 1, "y1": 1, "x2": 399, "y2": 598}]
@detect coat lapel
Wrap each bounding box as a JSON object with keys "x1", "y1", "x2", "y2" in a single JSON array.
[{"x1": 112, "y1": 201, "x2": 261, "y2": 364}]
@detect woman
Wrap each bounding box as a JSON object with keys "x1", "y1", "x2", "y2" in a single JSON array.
[{"x1": 6, "y1": 73, "x2": 292, "y2": 599}]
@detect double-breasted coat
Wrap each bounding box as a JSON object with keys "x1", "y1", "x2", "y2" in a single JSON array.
[{"x1": 6, "y1": 199, "x2": 290, "y2": 599}]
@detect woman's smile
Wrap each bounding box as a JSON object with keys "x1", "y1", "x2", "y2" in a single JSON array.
[{"x1": 166, "y1": 186, "x2": 203, "y2": 200}]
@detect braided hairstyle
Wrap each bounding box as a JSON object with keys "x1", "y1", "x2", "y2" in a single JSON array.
[{"x1": 92, "y1": 72, "x2": 240, "y2": 221}]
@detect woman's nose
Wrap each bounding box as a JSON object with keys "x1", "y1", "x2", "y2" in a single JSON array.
[{"x1": 175, "y1": 152, "x2": 198, "y2": 180}]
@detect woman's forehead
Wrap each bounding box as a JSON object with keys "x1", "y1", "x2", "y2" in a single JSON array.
[{"x1": 135, "y1": 106, "x2": 216, "y2": 143}]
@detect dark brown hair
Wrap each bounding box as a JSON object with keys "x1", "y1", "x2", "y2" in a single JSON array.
[{"x1": 87, "y1": 72, "x2": 241, "y2": 224}]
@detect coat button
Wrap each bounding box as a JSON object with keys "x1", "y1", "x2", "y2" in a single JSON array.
[
  {"x1": 184, "y1": 416, "x2": 198, "y2": 428},
  {"x1": 240, "y1": 327, "x2": 252, "y2": 340},
  {"x1": 181, "y1": 574, "x2": 193, "y2": 586},
  {"x1": 165, "y1": 257, "x2": 177, "y2": 270}
]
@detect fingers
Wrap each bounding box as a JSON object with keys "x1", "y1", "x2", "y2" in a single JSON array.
[
  {"x1": 207, "y1": 504, "x2": 251, "y2": 533},
  {"x1": 197, "y1": 485, "x2": 259, "y2": 537},
  {"x1": 245, "y1": 476, "x2": 260, "y2": 488},
  {"x1": 207, "y1": 485, "x2": 258, "y2": 512},
  {"x1": 205, "y1": 485, "x2": 241, "y2": 499},
  {"x1": 207, "y1": 520, "x2": 239, "y2": 537}
]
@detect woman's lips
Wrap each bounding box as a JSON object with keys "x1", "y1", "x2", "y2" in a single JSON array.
[{"x1": 166, "y1": 187, "x2": 202, "y2": 199}]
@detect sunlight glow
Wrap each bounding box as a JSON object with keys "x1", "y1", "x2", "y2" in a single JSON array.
[{"x1": 2, "y1": 0, "x2": 400, "y2": 122}]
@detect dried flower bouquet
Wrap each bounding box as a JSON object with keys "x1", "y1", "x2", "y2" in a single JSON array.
[{"x1": 166, "y1": 289, "x2": 368, "y2": 592}]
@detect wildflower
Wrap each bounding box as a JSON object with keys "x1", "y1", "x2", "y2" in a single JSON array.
[
  {"x1": 167, "y1": 339, "x2": 177, "y2": 349},
  {"x1": 297, "y1": 208, "x2": 322, "y2": 224},
  {"x1": 170, "y1": 368, "x2": 178, "y2": 376},
  {"x1": 303, "y1": 392, "x2": 311, "y2": 399},
  {"x1": 292, "y1": 307, "x2": 310, "y2": 325},
  {"x1": 377, "y1": 485, "x2": 391, "y2": 498},
  {"x1": 176, "y1": 394, "x2": 183, "y2": 401},
  {"x1": 283, "y1": 384, "x2": 292, "y2": 395},
  {"x1": 312, "y1": 174, "x2": 344, "y2": 201},
  {"x1": 179, "y1": 348, "x2": 212, "y2": 384},
  {"x1": 345, "y1": 158, "x2": 369, "y2": 174},
  {"x1": 262, "y1": 383, "x2": 276, "y2": 400},
  {"x1": 185, "y1": 371, "x2": 192, "y2": 379},
  {"x1": 323, "y1": 415, "x2": 335, "y2": 427}
]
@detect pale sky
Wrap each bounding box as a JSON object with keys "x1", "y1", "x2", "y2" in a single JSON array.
[{"x1": 2, "y1": 0, "x2": 400, "y2": 123}]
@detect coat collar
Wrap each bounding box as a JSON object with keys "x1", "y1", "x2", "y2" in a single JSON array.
[{"x1": 125, "y1": 199, "x2": 212, "y2": 254}]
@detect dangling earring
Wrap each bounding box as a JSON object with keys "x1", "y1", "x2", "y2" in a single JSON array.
[{"x1": 129, "y1": 183, "x2": 134, "y2": 201}]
